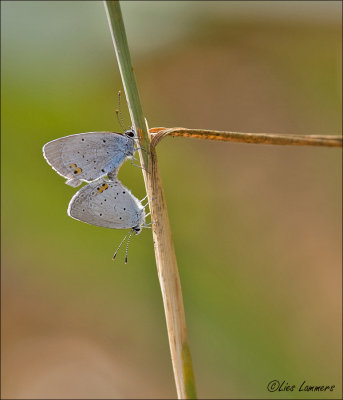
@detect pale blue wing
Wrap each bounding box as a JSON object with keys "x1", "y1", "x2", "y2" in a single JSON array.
[{"x1": 43, "y1": 132, "x2": 134, "y2": 187}]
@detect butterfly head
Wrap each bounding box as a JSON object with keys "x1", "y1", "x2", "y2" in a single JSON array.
[
  {"x1": 132, "y1": 226, "x2": 142, "y2": 235},
  {"x1": 125, "y1": 129, "x2": 136, "y2": 139}
]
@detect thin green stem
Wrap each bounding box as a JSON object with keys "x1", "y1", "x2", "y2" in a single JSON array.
[{"x1": 103, "y1": 0, "x2": 149, "y2": 166}]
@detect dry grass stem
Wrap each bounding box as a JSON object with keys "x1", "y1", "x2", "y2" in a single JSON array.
[
  {"x1": 145, "y1": 133, "x2": 197, "y2": 399},
  {"x1": 150, "y1": 127, "x2": 342, "y2": 148}
]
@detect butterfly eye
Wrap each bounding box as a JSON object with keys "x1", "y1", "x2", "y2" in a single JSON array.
[{"x1": 126, "y1": 130, "x2": 135, "y2": 138}]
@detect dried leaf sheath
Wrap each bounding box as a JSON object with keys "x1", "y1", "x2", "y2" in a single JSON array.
[{"x1": 150, "y1": 127, "x2": 342, "y2": 148}]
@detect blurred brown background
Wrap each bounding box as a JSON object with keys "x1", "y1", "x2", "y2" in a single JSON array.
[{"x1": 1, "y1": 1, "x2": 342, "y2": 399}]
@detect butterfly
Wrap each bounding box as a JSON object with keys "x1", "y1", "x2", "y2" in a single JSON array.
[
  {"x1": 67, "y1": 172, "x2": 150, "y2": 262},
  {"x1": 43, "y1": 129, "x2": 137, "y2": 187}
]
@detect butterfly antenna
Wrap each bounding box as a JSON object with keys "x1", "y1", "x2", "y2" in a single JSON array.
[
  {"x1": 124, "y1": 229, "x2": 134, "y2": 264},
  {"x1": 113, "y1": 230, "x2": 130, "y2": 261},
  {"x1": 115, "y1": 90, "x2": 126, "y2": 131}
]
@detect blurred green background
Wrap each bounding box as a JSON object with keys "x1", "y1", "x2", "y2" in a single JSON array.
[{"x1": 1, "y1": 1, "x2": 342, "y2": 399}]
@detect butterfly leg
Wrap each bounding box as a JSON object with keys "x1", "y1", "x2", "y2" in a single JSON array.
[
  {"x1": 134, "y1": 146, "x2": 147, "y2": 153},
  {"x1": 132, "y1": 163, "x2": 148, "y2": 172},
  {"x1": 141, "y1": 196, "x2": 156, "y2": 208},
  {"x1": 143, "y1": 220, "x2": 157, "y2": 228},
  {"x1": 130, "y1": 156, "x2": 149, "y2": 173}
]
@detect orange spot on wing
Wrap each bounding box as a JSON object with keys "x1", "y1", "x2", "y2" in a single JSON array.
[
  {"x1": 97, "y1": 184, "x2": 109, "y2": 194},
  {"x1": 69, "y1": 163, "x2": 82, "y2": 175},
  {"x1": 73, "y1": 167, "x2": 82, "y2": 175}
]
